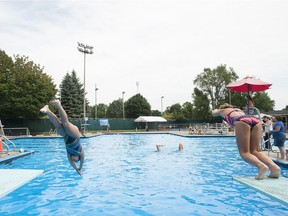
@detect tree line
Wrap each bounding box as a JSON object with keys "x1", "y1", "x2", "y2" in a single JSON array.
[{"x1": 0, "y1": 49, "x2": 275, "y2": 122}]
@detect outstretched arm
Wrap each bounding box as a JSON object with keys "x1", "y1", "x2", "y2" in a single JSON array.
[
  {"x1": 67, "y1": 154, "x2": 82, "y2": 176},
  {"x1": 79, "y1": 150, "x2": 85, "y2": 173},
  {"x1": 212, "y1": 109, "x2": 224, "y2": 117}
]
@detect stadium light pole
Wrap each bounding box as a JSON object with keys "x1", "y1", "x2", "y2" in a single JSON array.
[
  {"x1": 95, "y1": 84, "x2": 98, "y2": 119},
  {"x1": 77, "y1": 42, "x2": 93, "y2": 133},
  {"x1": 122, "y1": 91, "x2": 125, "y2": 119},
  {"x1": 161, "y1": 96, "x2": 164, "y2": 116}
]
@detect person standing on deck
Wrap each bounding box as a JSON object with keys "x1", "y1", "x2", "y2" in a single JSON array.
[{"x1": 271, "y1": 115, "x2": 286, "y2": 161}]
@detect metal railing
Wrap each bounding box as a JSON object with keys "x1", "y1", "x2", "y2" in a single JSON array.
[
  {"x1": 3, "y1": 127, "x2": 30, "y2": 136},
  {"x1": 0, "y1": 135, "x2": 16, "y2": 153}
]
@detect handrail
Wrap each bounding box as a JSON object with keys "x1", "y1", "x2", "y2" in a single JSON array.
[
  {"x1": 1, "y1": 135, "x2": 16, "y2": 152},
  {"x1": 0, "y1": 138, "x2": 9, "y2": 154},
  {"x1": 3, "y1": 127, "x2": 30, "y2": 136}
]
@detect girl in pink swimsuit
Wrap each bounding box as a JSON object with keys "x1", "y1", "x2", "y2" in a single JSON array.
[
  {"x1": 224, "y1": 108, "x2": 260, "y2": 128},
  {"x1": 212, "y1": 103, "x2": 280, "y2": 180}
]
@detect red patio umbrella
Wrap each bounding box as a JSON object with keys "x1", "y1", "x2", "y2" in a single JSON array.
[
  {"x1": 226, "y1": 76, "x2": 272, "y2": 114},
  {"x1": 226, "y1": 76, "x2": 272, "y2": 92}
]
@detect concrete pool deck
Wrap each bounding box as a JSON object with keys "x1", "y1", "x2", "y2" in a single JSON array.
[{"x1": 0, "y1": 150, "x2": 35, "y2": 164}]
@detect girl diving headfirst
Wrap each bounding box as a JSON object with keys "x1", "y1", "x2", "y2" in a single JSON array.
[
  {"x1": 40, "y1": 99, "x2": 84, "y2": 175},
  {"x1": 212, "y1": 103, "x2": 280, "y2": 180}
]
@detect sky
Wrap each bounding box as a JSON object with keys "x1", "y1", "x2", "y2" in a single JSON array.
[{"x1": 1, "y1": 0, "x2": 288, "y2": 111}]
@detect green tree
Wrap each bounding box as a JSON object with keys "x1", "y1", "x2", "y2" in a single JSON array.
[
  {"x1": 229, "y1": 92, "x2": 247, "y2": 108},
  {"x1": 226, "y1": 91, "x2": 274, "y2": 112},
  {"x1": 168, "y1": 103, "x2": 182, "y2": 114},
  {"x1": 107, "y1": 99, "x2": 123, "y2": 118},
  {"x1": 253, "y1": 92, "x2": 275, "y2": 112},
  {"x1": 59, "y1": 70, "x2": 85, "y2": 118},
  {"x1": 182, "y1": 102, "x2": 193, "y2": 119},
  {"x1": 166, "y1": 103, "x2": 183, "y2": 121},
  {"x1": 151, "y1": 110, "x2": 162, "y2": 116},
  {"x1": 192, "y1": 87, "x2": 210, "y2": 120},
  {"x1": 125, "y1": 94, "x2": 151, "y2": 118},
  {"x1": 0, "y1": 51, "x2": 56, "y2": 119},
  {"x1": 194, "y1": 64, "x2": 238, "y2": 109},
  {"x1": 89, "y1": 103, "x2": 108, "y2": 118}
]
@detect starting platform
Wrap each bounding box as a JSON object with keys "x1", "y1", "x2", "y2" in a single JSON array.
[
  {"x1": 0, "y1": 169, "x2": 44, "y2": 198},
  {"x1": 233, "y1": 176, "x2": 288, "y2": 206}
]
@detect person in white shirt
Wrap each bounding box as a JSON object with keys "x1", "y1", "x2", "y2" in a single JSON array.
[{"x1": 262, "y1": 116, "x2": 273, "y2": 150}]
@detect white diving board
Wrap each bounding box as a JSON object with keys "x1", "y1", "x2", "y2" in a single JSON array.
[
  {"x1": 233, "y1": 176, "x2": 288, "y2": 206},
  {"x1": 0, "y1": 169, "x2": 44, "y2": 198}
]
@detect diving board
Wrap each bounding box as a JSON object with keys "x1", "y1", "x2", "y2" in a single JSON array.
[
  {"x1": 233, "y1": 176, "x2": 288, "y2": 206},
  {"x1": 0, "y1": 169, "x2": 44, "y2": 198}
]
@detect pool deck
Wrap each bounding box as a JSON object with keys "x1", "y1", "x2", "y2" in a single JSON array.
[
  {"x1": 0, "y1": 150, "x2": 36, "y2": 164},
  {"x1": 0, "y1": 131, "x2": 287, "y2": 205}
]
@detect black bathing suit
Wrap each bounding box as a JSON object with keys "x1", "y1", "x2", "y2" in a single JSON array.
[{"x1": 64, "y1": 135, "x2": 82, "y2": 156}]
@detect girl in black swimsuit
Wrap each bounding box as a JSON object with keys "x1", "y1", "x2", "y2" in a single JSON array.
[{"x1": 40, "y1": 99, "x2": 84, "y2": 176}]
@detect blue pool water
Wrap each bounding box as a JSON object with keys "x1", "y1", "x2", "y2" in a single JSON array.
[{"x1": 0, "y1": 134, "x2": 287, "y2": 215}]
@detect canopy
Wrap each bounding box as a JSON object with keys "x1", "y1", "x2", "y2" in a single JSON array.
[
  {"x1": 134, "y1": 116, "x2": 167, "y2": 122},
  {"x1": 226, "y1": 76, "x2": 272, "y2": 92},
  {"x1": 258, "y1": 113, "x2": 273, "y2": 119}
]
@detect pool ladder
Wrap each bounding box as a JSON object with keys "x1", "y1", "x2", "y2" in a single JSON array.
[
  {"x1": 0, "y1": 135, "x2": 16, "y2": 154},
  {"x1": 0, "y1": 120, "x2": 16, "y2": 154}
]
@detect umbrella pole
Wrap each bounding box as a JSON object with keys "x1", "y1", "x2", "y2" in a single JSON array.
[{"x1": 246, "y1": 91, "x2": 254, "y2": 115}]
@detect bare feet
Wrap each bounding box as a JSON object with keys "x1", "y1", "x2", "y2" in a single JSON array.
[
  {"x1": 268, "y1": 164, "x2": 281, "y2": 178},
  {"x1": 40, "y1": 105, "x2": 49, "y2": 114},
  {"x1": 156, "y1": 145, "x2": 164, "y2": 151},
  {"x1": 156, "y1": 145, "x2": 161, "y2": 151},
  {"x1": 255, "y1": 164, "x2": 269, "y2": 180},
  {"x1": 50, "y1": 99, "x2": 61, "y2": 108}
]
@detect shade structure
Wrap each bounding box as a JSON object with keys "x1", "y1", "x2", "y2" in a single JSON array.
[
  {"x1": 134, "y1": 116, "x2": 167, "y2": 122},
  {"x1": 226, "y1": 76, "x2": 272, "y2": 92}
]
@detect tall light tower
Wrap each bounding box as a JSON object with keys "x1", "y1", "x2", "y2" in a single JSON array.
[
  {"x1": 161, "y1": 96, "x2": 164, "y2": 115},
  {"x1": 77, "y1": 42, "x2": 93, "y2": 132},
  {"x1": 136, "y1": 81, "x2": 139, "y2": 94},
  {"x1": 122, "y1": 91, "x2": 125, "y2": 119},
  {"x1": 95, "y1": 84, "x2": 98, "y2": 119}
]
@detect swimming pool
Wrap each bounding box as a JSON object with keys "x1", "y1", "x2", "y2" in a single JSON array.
[{"x1": 0, "y1": 134, "x2": 287, "y2": 215}]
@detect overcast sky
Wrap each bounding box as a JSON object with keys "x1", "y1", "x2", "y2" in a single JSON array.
[{"x1": 1, "y1": 0, "x2": 287, "y2": 111}]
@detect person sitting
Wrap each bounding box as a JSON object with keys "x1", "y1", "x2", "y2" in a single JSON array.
[
  {"x1": 212, "y1": 103, "x2": 280, "y2": 180},
  {"x1": 40, "y1": 99, "x2": 84, "y2": 175}
]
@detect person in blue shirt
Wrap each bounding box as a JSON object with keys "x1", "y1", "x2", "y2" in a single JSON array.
[
  {"x1": 272, "y1": 115, "x2": 286, "y2": 161},
  {"x1": 40, "y1": 99, "x2": 84, "y2": 175}
]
